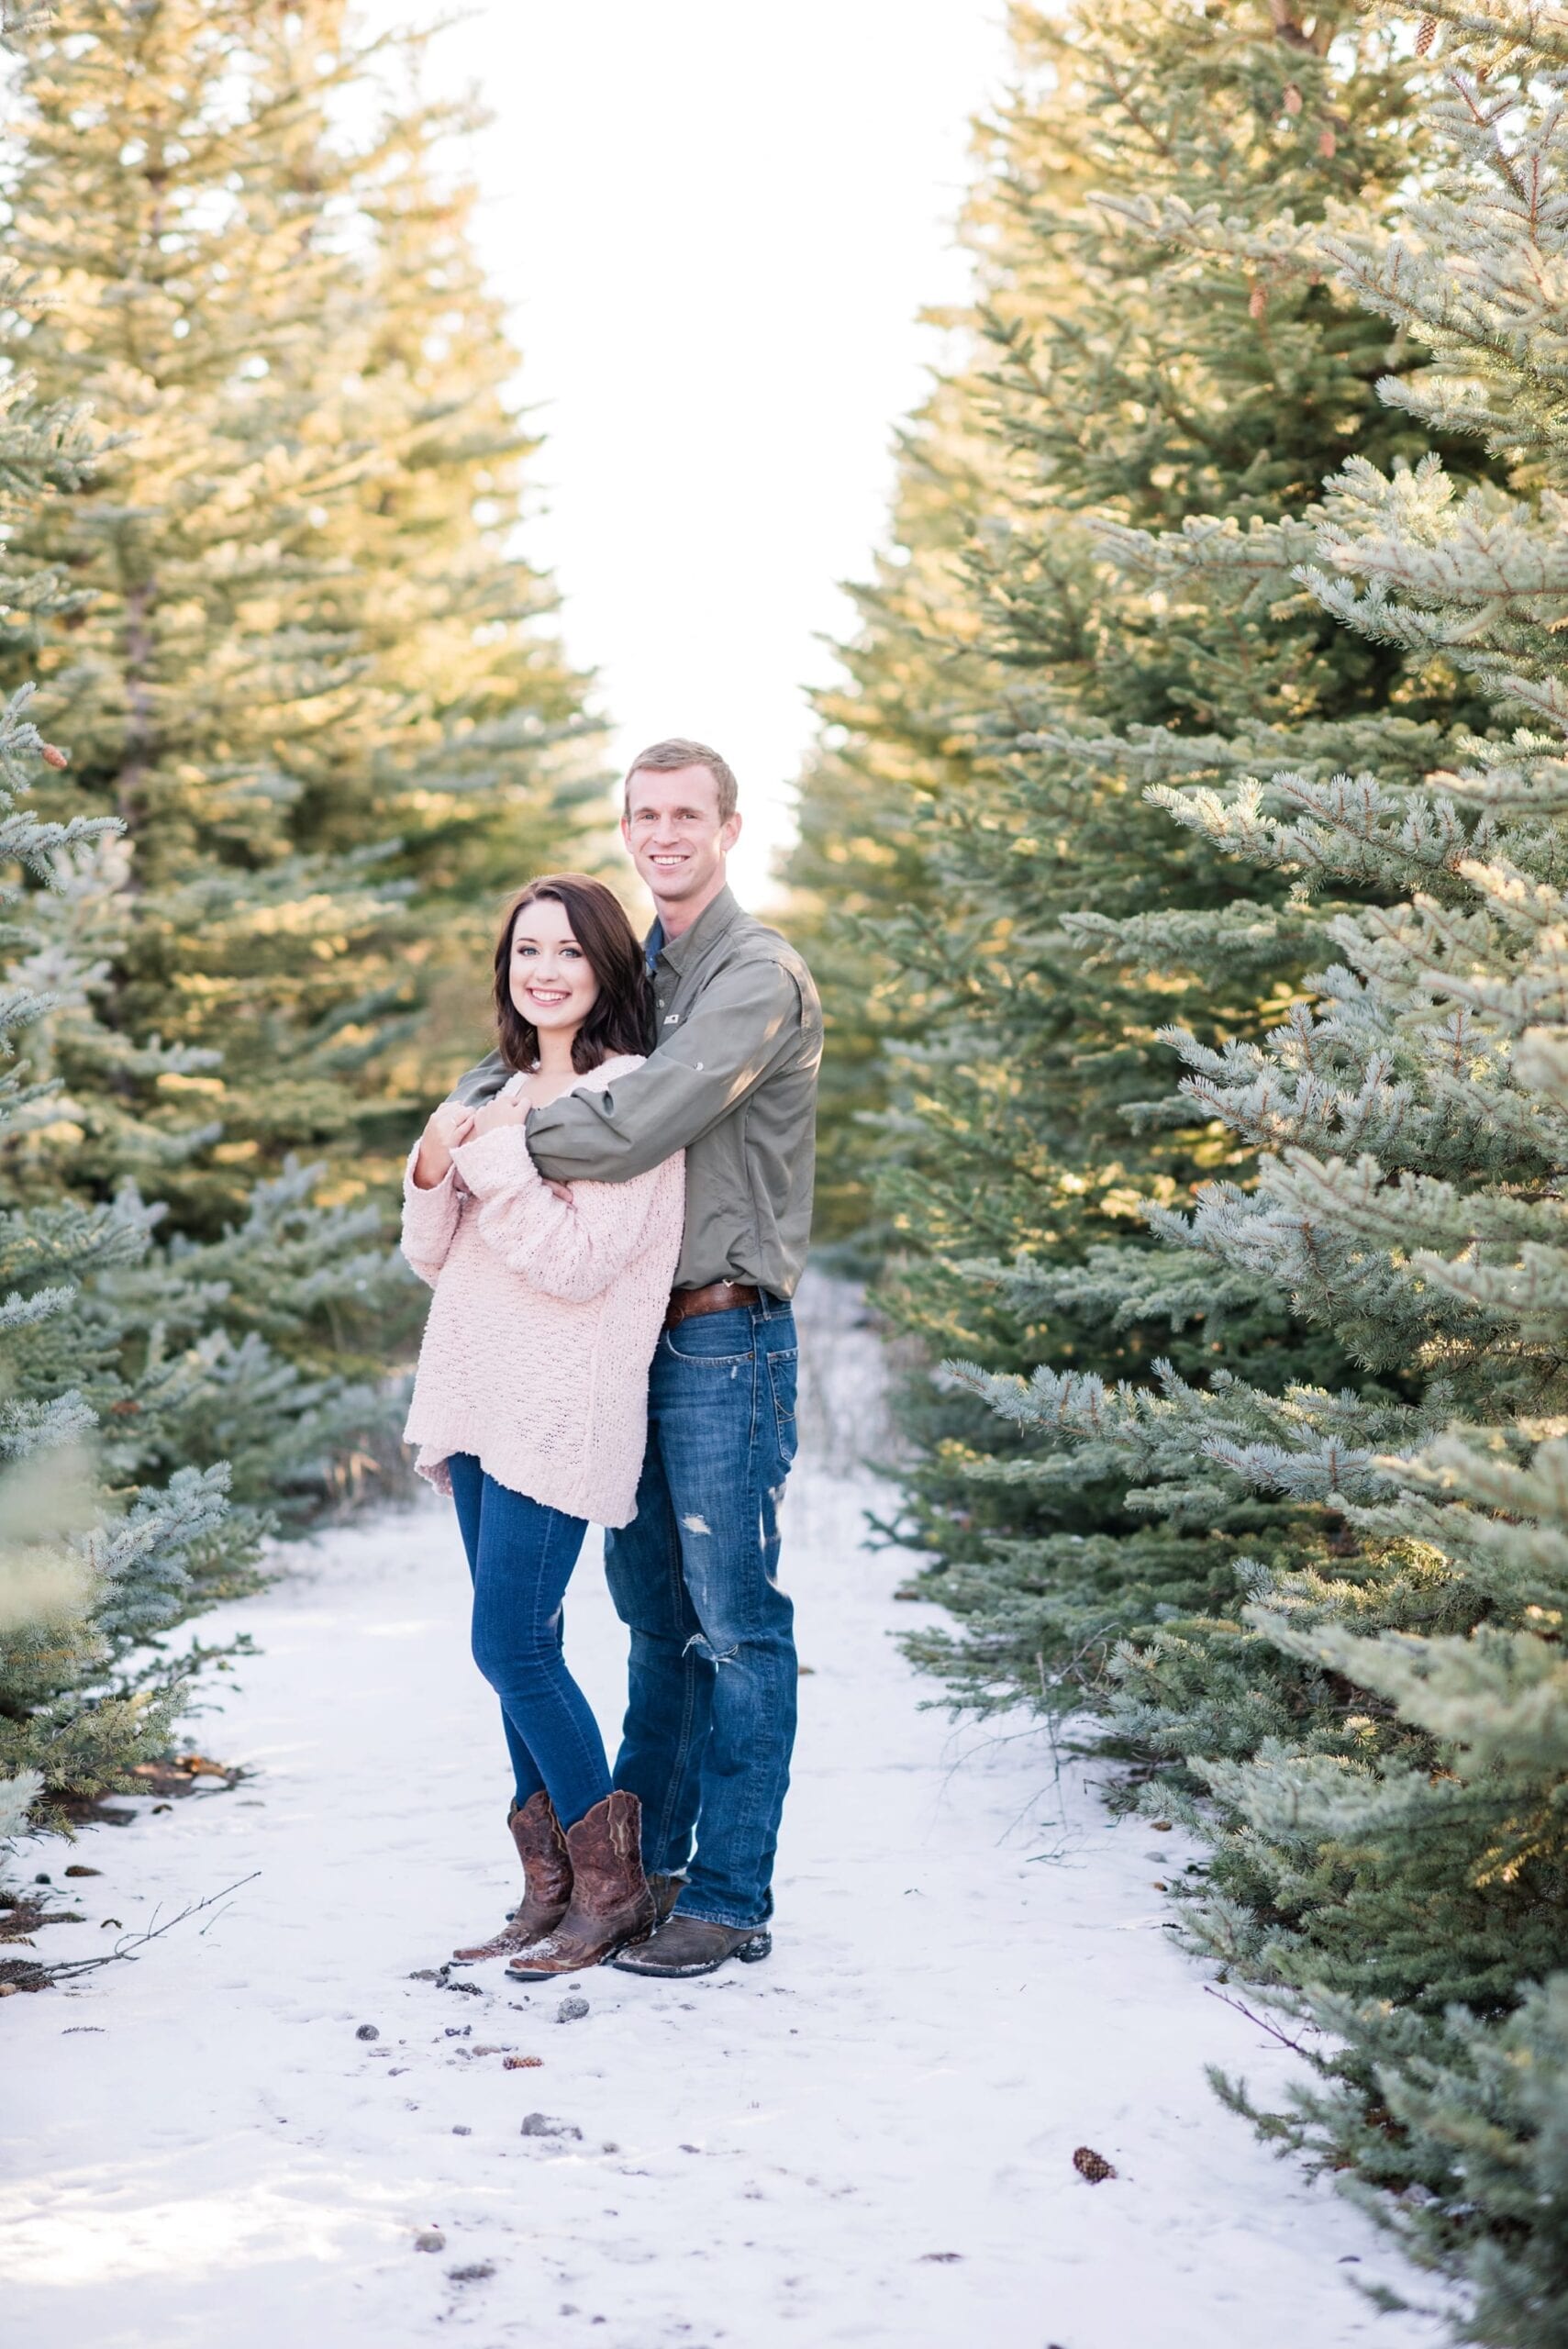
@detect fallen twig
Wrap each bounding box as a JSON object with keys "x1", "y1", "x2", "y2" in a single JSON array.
[{"x1": 14, "y1": 1872, "x2": 260, "y2": 1988}]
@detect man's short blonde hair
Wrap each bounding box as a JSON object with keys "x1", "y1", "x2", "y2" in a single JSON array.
[{"x1": 623, "y1": 737, "x2": 739, "y2": 824}]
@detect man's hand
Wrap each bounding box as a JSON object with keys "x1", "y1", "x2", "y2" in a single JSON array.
[{"x1": 413, "y1": 1098, "x2": 476, "y2": 1189}]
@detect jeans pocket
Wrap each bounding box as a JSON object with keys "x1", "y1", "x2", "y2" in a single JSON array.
[
  {"x1": 766, "y1": 1346, "x2": 799, "y2": 1466},
  {"x1": 662, "y1": 1308, "x2": 755, "y2": 1366}
]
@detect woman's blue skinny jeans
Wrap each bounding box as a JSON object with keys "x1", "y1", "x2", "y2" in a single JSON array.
[{"x1": 446, "y1": 1453, "x2": 612, "y2": 1831}]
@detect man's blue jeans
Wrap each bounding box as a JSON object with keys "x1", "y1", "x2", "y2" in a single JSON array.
[
  {"x1": 446, "y1": 1453, "x2": 610, "y2": 1831},
  {"x1": 605, "y1": 1298, "x2": 799, "y2": 1928}
]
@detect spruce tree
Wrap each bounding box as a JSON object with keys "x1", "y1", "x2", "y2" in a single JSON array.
[
  {"x1": 0, "y1": 299, "x2": 242, "y2": 1844},
  {"x1": 932, "y1": 5, "x2": 1568, "y2": 2332},
  {"x1": 0, "y1": 2, "x2": 595, "y2": 1454},
  {"x1": 264, "y1": 66, "x2": 602, "y2": 1128},
  {"x1": 784, "y1": 376, "x2": 1015, "y2": 1249},
  {"x1": 340, "y1": 111, "x2": 597, "y2": 913},
  {"x1": 0, "y1": 0, "x2": 423, "y2": 1515},
  {"x1": 796, "y1": 0, "x2": 1493, "y2": 1686},
  {"x1": 3, "y1": 2, "x2": 596, "y2": 1854}
]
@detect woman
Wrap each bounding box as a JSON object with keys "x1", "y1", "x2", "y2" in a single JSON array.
[{"x1": 401, "y1": 874, "x2": 684, "y2": 1977}]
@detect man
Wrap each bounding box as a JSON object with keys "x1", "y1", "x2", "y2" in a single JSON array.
[{"x1": 454, "y1": 738, "x2": 822, "y2": 1977}]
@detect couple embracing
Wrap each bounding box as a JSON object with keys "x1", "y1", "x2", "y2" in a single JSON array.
[{"x1": 400, "y1": 739, "x2": 822, "y2": 1983}]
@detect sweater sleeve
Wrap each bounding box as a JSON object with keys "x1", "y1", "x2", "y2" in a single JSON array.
[
  {"x1": 400, "y1": 1146, "x2": 463, "y2": 1288},
  {"x1": 449, "y1": 1121, "x2": 684, "y2": 1305}
]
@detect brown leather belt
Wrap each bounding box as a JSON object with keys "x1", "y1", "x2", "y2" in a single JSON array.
[{"x1": 664, "y1": 1280, "x2": 761, "y2": 1330}]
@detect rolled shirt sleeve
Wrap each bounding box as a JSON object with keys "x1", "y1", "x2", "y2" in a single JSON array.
[{"x1": 524, "y1": 959, "x2": 806, "y2": 1186}]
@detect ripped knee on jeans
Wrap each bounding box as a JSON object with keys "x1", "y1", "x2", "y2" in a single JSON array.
[{"x1": 683, "y1": 1629, "x2": 740, "y2": 1666}]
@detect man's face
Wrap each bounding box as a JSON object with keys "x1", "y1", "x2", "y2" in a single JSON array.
[{"x1": 622, "y1": 763, "x2": 741, "y2": 907}]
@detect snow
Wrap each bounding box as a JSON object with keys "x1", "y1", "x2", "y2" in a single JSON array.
[{"x1": 3, "y1": 1277, "x2": 1452, "y2": 2349}]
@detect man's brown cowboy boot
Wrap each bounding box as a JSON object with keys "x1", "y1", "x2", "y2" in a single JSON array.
[
  {"x1": 611, "y1": 1913, "x2": 772, "y2": 1977},
  {"x1": 647, "y1": 1872, "x2": 685, "y2": 1926},
  {"x1": 506, "y1": 1789, "x2": 655, "y2": 1978},
  {"x1": 452, "y1": 1792, "x2": 571, "y2": 1962}
]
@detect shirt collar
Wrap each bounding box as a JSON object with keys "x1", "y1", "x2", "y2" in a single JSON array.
[{"x1": 651, "y1": 883, "x2": 741, "y2": 977}]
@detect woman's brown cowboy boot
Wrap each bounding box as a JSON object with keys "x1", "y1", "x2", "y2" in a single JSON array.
[
  {"x1": 506, "y1": 1790, "x2": 655, "y2": 1978},
  {"x1": 452, "y1": 1792, "x2": 571, "y2": 1962}
]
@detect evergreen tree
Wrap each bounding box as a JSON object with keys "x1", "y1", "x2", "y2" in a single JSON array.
[
  {"x1": 926, "y1": 5, "x2": 1568, "y2": 2332},
  {"x1": 0, "y1": 2, "x2": 596, "y2": 1462},
  {"x1": 0, "y1": 300, "x2": 241, "y2": 1845},
  {"x1": 784, "y1": 373, "x2": 1012, "y2": 1249},
  {"x1": 267, "y1": 63, "x2": 603, "y2": 1130},
  {"x1": 2, "y1": 2, "x2": 597, "y2": 1856},
  {"x1": 0, "y1": 677, "x2": 269, "y2": 1837},
  {"x1": 795, "y1": 0, "x2": 1495, "y2": 1680},
  {"x1": 785, "y1": 50, "x2": 1127, "y2": 1247},
  {"x1": 340, "y1": 106, "x2": 598, "y2": 917}
]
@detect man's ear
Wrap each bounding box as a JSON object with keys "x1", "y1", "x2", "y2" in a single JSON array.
[
  {"x1": 619, "y1": 810, "x2": 632, "y2": 849},
  {"x1": 721, "y1": 808, "x2": 742, "y2": 852}
]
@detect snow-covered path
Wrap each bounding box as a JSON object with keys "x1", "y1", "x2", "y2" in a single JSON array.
[{"x1": 4, "y1": 1282, "x2": 1449, "y2": 2349}]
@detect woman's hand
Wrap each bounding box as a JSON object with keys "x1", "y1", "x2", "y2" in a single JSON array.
[
  {"x1": 455, "y1": 1086, "x2": 568, "y2": 1194},
  {"x1": 412, "y1": 1098, "x2": 476, "y2": 1189},
  {"x1": 465, "y1": 1095, "x2": 531, "y2": 1140}
]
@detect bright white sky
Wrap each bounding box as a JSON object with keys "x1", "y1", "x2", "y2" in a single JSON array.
[{"x1": 362, "y1": 0, "x2": 1011, "y2": 901}]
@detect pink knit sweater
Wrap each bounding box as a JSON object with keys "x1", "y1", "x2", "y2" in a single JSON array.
[{"x1": 400, "y1": 1055, "x2": 684, "y2": 1527}]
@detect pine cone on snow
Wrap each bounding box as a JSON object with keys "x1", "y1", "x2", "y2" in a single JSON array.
[{"x1": 1073, "y1": 2144, "x2": 1117, "y2": 2183}]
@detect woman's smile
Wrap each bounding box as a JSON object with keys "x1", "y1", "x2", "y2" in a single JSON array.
[{"x1": 507, "y1": 893, "x2": 602, "y2": 1034}]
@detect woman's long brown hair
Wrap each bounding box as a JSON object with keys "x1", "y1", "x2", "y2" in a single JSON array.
[{"x1": 493, "y1": 874, "x2": 651, "y2": 1075}]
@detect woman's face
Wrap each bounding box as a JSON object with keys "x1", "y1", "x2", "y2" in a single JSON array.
[{"x1": 508, "y1": 895, "x2": 600, "y2": 1041}]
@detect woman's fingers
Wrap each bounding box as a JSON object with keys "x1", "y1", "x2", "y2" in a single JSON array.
[
  {"x1": 471, "y1": 1100, "x2": 528, "y2": 1134},
  {"x1": 434, "y1": 1100, "x2": 476, "y2": 1142}
]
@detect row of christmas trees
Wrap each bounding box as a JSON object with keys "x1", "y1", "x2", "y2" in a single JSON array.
[
  {"x1": 790, "y1": 2, "x2": 1568, "y2": 2336},
  {"x1": 1, "y1": 5, "x2": 594, "y2": 1843}
]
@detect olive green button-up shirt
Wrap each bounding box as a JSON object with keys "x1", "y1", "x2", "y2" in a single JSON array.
[{"x1": 451, "y1": 886, "x2": 822, "y2": 1299}]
